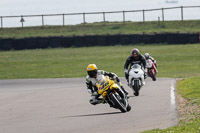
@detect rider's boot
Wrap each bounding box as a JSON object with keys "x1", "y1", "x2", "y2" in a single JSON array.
[
  {"x1": 144, "y1": 73, "x2": 147, "y2": 79},
  {"x1": 126, "y1": 79, "x2": 129, "y2": 86},
  {"x1": 125, "y1": 74, "x2": 129, "y2": 86},
  {"x1": 89, "y1": 94, "x2": 100, "y2": 105}
]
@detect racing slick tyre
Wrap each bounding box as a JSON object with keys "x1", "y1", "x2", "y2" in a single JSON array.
[
  {"x1": 133, "y1": 80, "x2": 140, "y2": 96},
  {"x1": 109, "y1": 93, "x2": 127, "y2": 113},
  {"x1": 151, "y1": 71, "x2": 156, "y2": 81}
]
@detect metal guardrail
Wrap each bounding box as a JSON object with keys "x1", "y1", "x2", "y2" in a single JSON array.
[{"x1": 1, "y1": 6, "x2": 200, "y2": 28}]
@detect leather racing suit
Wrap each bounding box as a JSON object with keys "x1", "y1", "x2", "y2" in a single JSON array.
[
  {"x1": 124, "y1": 54, "x2": 147, "y2": 83},
  {"x1": 85, "y1": 70, "x2": 128, "y2": 105}
]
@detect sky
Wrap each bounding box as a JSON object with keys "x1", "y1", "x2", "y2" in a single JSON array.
[
  {"x1": 0, "y1": 0, "x2": 199, "y2": 16},
  {"x1": 0, "y1": 0, "x2": 199, "y2": 27}
]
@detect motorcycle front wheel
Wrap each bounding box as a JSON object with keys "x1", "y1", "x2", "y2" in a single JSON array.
[
  {"x1": 150, "y1": 71, "x2": 156, "y2": 81},
  {"x1": 109, "y1": 93, "x2": 127, "y2": 113},
  {"x1": 133, "y1": 80, "x2": 140, "y2": 96},
  {"x1": 126, "y1": 104, "x2": 131, "y2": 112}
]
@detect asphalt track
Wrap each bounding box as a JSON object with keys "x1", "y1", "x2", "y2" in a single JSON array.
[{"x1": 0, "y1": 78, "x2": 178, "y2": 133}]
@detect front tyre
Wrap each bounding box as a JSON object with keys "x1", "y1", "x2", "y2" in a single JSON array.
[
  {"x1": 133, "y1": 80, "x2": 140, "y2": 96},
  {"x1": 150, "y1": 70, "x2": 156, "y2": 81},
  {"x1": 126, "y1": 104, "x2": 131, "y2": 112},
  {"x1": 110, "y1": 93, "x2": 127, "y2": 113}
]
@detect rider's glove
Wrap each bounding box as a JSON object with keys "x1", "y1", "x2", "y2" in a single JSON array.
[
  {"x1": 124, "y1": 69, "x2": 128, "y2": 74},
  {"x1": 115, "y1": 76, "x2": 120, "y2": 82},
  {"x1": 112, "y1": 75, "x2": 120, "y2": 82}
]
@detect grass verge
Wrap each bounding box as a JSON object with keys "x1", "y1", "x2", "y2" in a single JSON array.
[
  {"x1": 142, "y1": 77, "x2": 200, "y2": 133},
  {"x1": 1, "y1": 20, "x2": 200, "y2": 38}
]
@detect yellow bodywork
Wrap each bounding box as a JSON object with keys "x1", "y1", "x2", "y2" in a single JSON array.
[{"x1": 96, "y1": 76, "x2": 119, "y2": 99}]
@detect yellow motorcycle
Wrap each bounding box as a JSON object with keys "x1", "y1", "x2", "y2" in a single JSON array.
[{"x1": 96, "y1": 75, "x2": 131, "y2": 113}]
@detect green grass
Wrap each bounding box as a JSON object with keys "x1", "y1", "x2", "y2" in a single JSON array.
[
  {"x1": 177, "y1": 77, "x2": 200, "y2": 105},
  {"x1": 0, "y1": 44, "x2": 200, "y2": 79},
  {"x1": 143, "y1": 119, "x2": 200, "y2": 133},
  {"x1": 142, "y1": 77, "x2": 200, "y2": 133},
  {"x1": 1, "y1": 20, "x2": 200, "y2": 38}
]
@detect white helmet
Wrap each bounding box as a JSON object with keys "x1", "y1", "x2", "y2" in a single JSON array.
[{"x1": 144, "y1": 53, "x2": 150, "y2": 59}]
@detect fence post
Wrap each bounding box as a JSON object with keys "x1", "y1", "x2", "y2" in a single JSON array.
[
  {"x1": 83, "y1": 13, "x2": 86, "y2": 25},
  {"x1": 181, "y1": 6, "x2": 184, "y2": 21},
  {"x1": 42, "y1": 15, "x2": 44, "y2": 26},
  {"x1": 1, "y1": 17, "x2": 2, "y2": 28},
  {"x1": 143, "y1": 9, "x2": 145, "y2": 22},
  {"x1": 123, "y1": 11, "x2": 125, "y2": 24},
  {"x1": 162, "y1": 8, "x2": 165, "y2": 21},
  {"x1": 103, "y1": 12, "x2": 106, "y2": 25},
  {"x1": 63, "y1": 14, "x2": 65, "y2": 26}
]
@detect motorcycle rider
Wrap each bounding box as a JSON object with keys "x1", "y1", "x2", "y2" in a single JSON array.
[
  {"x1": 86, "y1": 64, "x2": 129, "y2": 105},
  {"x1": 144, "y1": 53, "x2": 157, "y2": 68},
  {"x1": 124, "y1": 48, "x2": 147, "y2": 85}
]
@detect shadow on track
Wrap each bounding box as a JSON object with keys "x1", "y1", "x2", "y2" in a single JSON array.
[
  {"x1": 61, "y1": 111, "x2": 121, "y2": 118},
  {"x1": 127, "y1": 94, "x2": 145, "y2": 98},
  {"x1": 127, "y1": 95, "x2": 136, "y2": 98}
]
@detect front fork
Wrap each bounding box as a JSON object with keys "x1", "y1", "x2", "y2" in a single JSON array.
[
  {"x1": 106, "y1": 88, "x2": 127, "y2": 107},
  {"x1": 130, "y1": 78, "x2": 145, "y2": 87}
]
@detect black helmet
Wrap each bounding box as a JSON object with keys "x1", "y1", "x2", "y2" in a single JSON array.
[{"x1": 131, "y1": 48, "x2": 140, "y2": 58}]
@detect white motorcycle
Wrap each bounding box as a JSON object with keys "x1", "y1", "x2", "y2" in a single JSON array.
[{"x1": 128, "y1": 64, "x2": 145, "y2": 96}]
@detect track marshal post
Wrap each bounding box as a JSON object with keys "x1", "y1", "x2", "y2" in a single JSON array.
[{"x1": 20, "y1": 16, "x2": 25, "y2": 28}]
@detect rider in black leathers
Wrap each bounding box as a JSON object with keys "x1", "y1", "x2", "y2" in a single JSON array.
[{"x1": 124, "y1": 48, "x2": 147, "y2": 84}]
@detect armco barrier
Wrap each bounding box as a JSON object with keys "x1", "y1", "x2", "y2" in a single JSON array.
[{"x1": 0, "y1": 33, "x2": 199, "y2": 50}]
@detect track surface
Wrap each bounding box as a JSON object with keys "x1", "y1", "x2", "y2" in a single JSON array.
[{"x1": 0, "y1": 78, "x2": 178, "y2": 133}]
